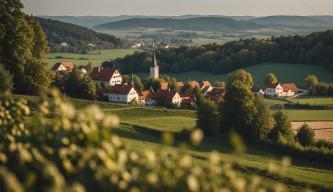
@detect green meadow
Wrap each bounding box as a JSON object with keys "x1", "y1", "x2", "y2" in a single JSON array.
[{"x1": 46, "y1": 49, "x2": 138, "y2": 68}]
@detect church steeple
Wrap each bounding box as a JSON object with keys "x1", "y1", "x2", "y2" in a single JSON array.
[{"x1": 150, "y1": 51, "x2": 159, "y2": 79}]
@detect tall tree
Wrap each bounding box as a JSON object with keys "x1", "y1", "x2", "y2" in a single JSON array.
[
  {"x1": 304, "y1": 74, "x2": 319, "y2": 91},
  {"x1": 197, "y1": 100, "x2": 219, "y2": 136},
  {"x1": 252, "y1": 96, "x2": 273, "y2": 139},
  {"x1": 219, "y1": 70, "x2": 256, "y2": 137},
  {"x1": 0, "y1": 0, "x2": 51, "y2": 95},
  {"x1": 269, "y1": 110, "x2": 294, "y2": 143},
  {"x1": 265, "y1": 73, "x2": 278, "y2": 85}
]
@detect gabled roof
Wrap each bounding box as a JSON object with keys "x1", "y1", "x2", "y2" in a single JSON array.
[
  {"x1": 103, "y1": 84, "x2": 136, "y2": 95},
  {"x1": 199, "y1": 81, "x2": 211, "y2": 88},
  {"x1": 152, "y1": 90, "x2": 180, "y2": 100},
  {"x1": 176, "y1": 82, "x2": 185, "y2": 87},
  {"x1": 206, "y1": 87, "x2": 225, "y2": 102},
  {"x1": 282, "y1": 83, "x2": 298, "y2": 92},
  {"x1": 139, "y1": 91, "x2": 153, "y2": 100},
  {"x1": 201, "y1": 86, "x2": 211, "y2": 94},
  {"x1": 266, "y1": 82, "x2": 281, "y2": 89},
  {"x1": 51, "y1": 61, "x2": 74, "y2": 72},
  {"x1": 252, "y1": 85, "x2": 264, "y2": 92},
  {"x1": 91, "y1": 67, "x2": 118, "y2": 81}
]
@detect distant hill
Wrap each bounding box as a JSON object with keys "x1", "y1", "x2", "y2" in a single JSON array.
[
  {"x1": 37, "y1": 18, "x2": 123, "y2": 53},
  {"x1": 94, "y1": 17, "x2": 263, "y2": 32},
  {"x1": 249, "y1": 16, "x2": 332, "y2": 27}
]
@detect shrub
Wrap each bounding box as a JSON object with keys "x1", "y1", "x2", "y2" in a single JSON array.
[
  {"x1": 0, "y1": 64, "x2": 13, "y2": 93},
  {"x1": 269, "y1": 110, "x2": 294, "y2": 143},
  {"x1": 296, "y1": 124, "x2": 315, "y2": 146},
  {"x1": 0, "y1": 91, "x2": 290, "y2": 192}
]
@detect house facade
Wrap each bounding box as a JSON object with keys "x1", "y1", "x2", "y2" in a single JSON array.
[
  {"x1": 91, "y1": 67, "x2": 123, "y2": 87},
  {"x1": 51, "y1": 62, "x2": 74, "y2": 73},
  {"x1": 265, "y1": 83, "x2": 284, "y2": 97},
  {"x1": 152, "y1": 90, "x2": 182, "y2": 106},
  {"x1": 102, "y1": 84, "x2": 139, "y2": 103}
]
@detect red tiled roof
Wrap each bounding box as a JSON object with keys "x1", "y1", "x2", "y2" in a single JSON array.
[
  {"x1": 152, "y1": 90, "x2": 179, "y2": 100},
  {"x1": 206, "y1": 87, "x2": 225, "y2": 102},
  {"x1": 282, "y1": 83, "x2": 298, "y2": 92},
  {"x1": 51, "y1": 61, "x2": 74, "y2": 72},
  {"x1": 199, "y1": 81, "x2": 211, "y2": 88},
  {"x1": 139, "y1": 91, "x2": 152, "y2": 100},
  {"x1": 176, "y1": 82, "x2": 185, "y2": 87},
  {"x1": 103, "y1": 84, "x2": 135, "y2": 95},
  {"x1": 91, "y1": 67, "x2": 118, "y2": 81},
  {"x1": 201, "y1": 86, "x2": 211, "y2": 94},
  {"x1": 181, "y1": 96, "x2": 193, "y2": 104}
]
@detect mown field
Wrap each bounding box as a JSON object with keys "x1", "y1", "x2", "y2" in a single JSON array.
[
  {"x1": 18, "y1": 95, "x2": 333, "y2": 191},
  {"x1": 139, "y1": 63, "x2": 333, "y2": 87},
  {"x1": 46, "y1": 49, "x2": 138, "y2": 68}
]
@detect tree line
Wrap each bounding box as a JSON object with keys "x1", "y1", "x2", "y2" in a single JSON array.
[
  {"x1": 37, "y1": 18, "x2": 124, "y2": 54},
  {"x1": 103, "y1": 30, "x2": 333, "y2": 74}
]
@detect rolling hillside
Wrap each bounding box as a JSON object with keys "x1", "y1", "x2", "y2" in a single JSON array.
[
  {"x1": 37, "y1": 18, "x2": 123, "y2": 52},
  {"x1": 94, "y1": 17, "x2": 263, "y2": 31},
  {"x1": 249, "y1": 15, "x2": 332, "y2": 27}
]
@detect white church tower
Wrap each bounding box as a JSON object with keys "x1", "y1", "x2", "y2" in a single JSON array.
[{"x1": 150, "y1": 52, "x2": 159, "y2": 79}]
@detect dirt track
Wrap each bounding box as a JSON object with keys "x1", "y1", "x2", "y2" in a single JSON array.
[{"x1": 292, "y1": 122, "x2": 333, "y2": 142}]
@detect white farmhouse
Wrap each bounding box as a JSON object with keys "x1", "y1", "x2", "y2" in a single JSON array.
[
  {"x1": 102, "y1": 84, "x2": 139, "y2": 103},
  {"x1": 265, "y1": 83, "x2": 284, "y2": 97},
  {"x1": 91, "y1": 67, "x2": 123, "y2": 87},
  {"x1": 265, "y1": 83, "x2": 298, "y2": 97},
  {"x1": 51, "y1": 61, "x2": 74, "y2": 73}
]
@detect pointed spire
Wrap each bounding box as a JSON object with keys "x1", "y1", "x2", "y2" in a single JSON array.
[
  {"x1": 152, "y1": 51, "x2": 158, "y2": 67},
  {"x1": 131, "y1": 73, "x2": 134, "y2": 86}
]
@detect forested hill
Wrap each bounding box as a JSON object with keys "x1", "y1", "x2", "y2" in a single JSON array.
[
  {"x1": 37, "y1": 18, "x2": 124, "y2": 53},
  {"x1": 103, "y1": 30, "x2": 333, "y2": 74},
  {"x1": 94, "y1": 17, "x2": 263, "y2": 31}
]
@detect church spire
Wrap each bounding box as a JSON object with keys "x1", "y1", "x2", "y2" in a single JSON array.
[{"x1": 152, "y1": 51, "x2": 158, "y2": 67}]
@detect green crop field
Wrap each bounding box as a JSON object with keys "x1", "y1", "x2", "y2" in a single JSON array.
[
  {"x1": 46, "y1": 49, "x2": 138, "y2": 68},
  {"x1": 139, "y1": 63, "x2": 333, "y2": 86}
]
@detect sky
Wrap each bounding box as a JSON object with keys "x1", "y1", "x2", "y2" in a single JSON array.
[{"x1": 22, "y1": 0, "x2": 333, "y2": 16}]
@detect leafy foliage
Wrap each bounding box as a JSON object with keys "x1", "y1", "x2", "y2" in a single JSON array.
[
  {"x1": 196, "y1": 100, "x2": 219, "y2": 136},
  {"x1": 269, "y1": 111, "x2": 294, "y2": 143},
  {"x1": 0, "y1": 0, "x2": 52, "y2": 95},
  {"x1": 265, "y1": 73, "x2": 278, "y2": 85},
  {"x1": 296, "y1": 124, "x2": 315, "y2": 146},
  {"x1": 0, "y1": 64, "x2": 13, "y2": 93},
  {"x1": 0, "y1": 92, "x2": 290, "y2": 192}
]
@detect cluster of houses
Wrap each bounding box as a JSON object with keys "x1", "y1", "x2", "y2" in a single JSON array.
[
  {"x1": 51, "y1": 53, "x2": 298, "y2": 107},
  {"x1": 253, "y1": 82, "x2": 298, "y2": 97}
]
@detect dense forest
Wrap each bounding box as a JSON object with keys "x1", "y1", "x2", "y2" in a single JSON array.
[
  {"x1": 103, "y1": 30, "x2": 333, "y2": 74},
  {"x1": 37, "y1": 18, "x2": 124, "y2": 53}
]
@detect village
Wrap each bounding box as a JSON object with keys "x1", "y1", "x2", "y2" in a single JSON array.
[{"x1": 51, "y1": 52, "x2": 299, "y2": 108}]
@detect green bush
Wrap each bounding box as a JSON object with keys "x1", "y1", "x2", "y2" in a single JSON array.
[
  {"x1": 296, "y1": 124, "x2": 315, "y2": 146},
  {"x1": 0, "y1": 91, "x2": 289, "y2": 192},
  {"x1": 0, "y1": 64, "x2": 13, "y2": 93}
]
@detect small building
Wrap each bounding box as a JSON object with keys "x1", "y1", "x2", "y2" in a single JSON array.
[
  {"x1": 152, "y1": 90, "x2": 182, "y2": 106},
  {"x1": 199, "y1": 81, "x2": 211, "y2": 89},
  {"x1": 201, "y1": 85, "x2": 213, "y2": 96},
  {"x1": 102, "y1": 84, "x2": 139, "y2": 103},
  {"x1": 150, "y1": 52, "x2": 159, "y2": 79},
  {"x1": 265, "y1": 83, "x2": 284, "y2": 97},
  {"x1": 282, "y1": 83, "x2": 298, "y2": 97},
  {"x1": 91, "y1": 67, "x2": 123, "y2": 87},
  {"x1": 206, "y1": 87, "x2": 225, "y2": 103},
  {"x1": 265, "y1": 83, "x2": 298, "y2": 97},
  {"x1": 51, "y1": 61, "x2": 74, "y2": 73},
  {"x1": 138, "y1": 91, "x2": 155, "y2": 106}
]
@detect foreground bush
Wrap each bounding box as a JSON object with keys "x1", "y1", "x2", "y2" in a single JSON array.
[
  {"x1": 296, "y1": 124, "x2": 315, "y2": 146},
  {"x1": 0, "y1": 91, "x2": 290, "y2": 192}
]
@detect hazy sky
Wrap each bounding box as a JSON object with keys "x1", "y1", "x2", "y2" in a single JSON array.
[{"x1": 22, "y1": 0, "x2": 333, "y2": 16}]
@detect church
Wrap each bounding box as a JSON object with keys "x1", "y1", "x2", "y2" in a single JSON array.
[{"x1": 150, "y1": 52, "x2": 159, "y2": 79}]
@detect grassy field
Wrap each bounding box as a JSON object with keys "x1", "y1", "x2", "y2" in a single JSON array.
[
  {"x1": 290, "y1": 96, "x2": 333, "y2": 106},
  {"x1": 46, "y1": 49, "x2": 138, "y2": 68},
  {"x1": 139, "y1": 63, "x2": 333, "y2": 87}
]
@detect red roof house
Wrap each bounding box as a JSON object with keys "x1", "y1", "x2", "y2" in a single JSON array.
[{"x1": 51, "y1": 61, "x2": 74, "y2": 73}]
